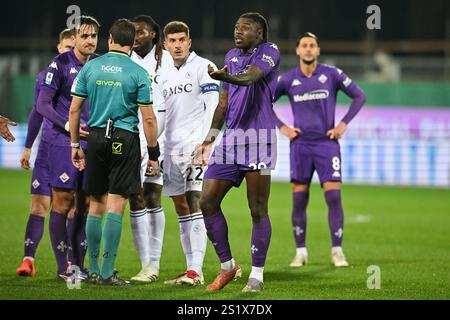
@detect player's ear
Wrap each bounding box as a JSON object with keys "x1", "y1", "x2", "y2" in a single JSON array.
[
  {"x1": 163, "y1": 40, "x2": 168, "y2": 51},
  {"x1": 108, "y1": 34, "x2": 113, "y2": 46},
  {"x1": 188, "y1": 38, "x2": 192, "y2": 50},
  {"x1": 295, "y1": 45, "x2": 301, "y2": 57},
  {"x1": 257, "y1": 29, "x2": 263, "y2": 41}
]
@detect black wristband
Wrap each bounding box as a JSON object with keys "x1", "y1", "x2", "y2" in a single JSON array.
[{"x1": 147, "y1": 142, "x2": 160, "y2": 161}]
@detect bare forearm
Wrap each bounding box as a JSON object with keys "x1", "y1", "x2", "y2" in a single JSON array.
[
  {"x1": 69, "y1": 97, "x2": 84, "y2": 144},
  {"x1": 204, "y1": 90, "x2": 228, "y2": 144},
  {"x1": 141, "y1": 106, "x2": 158, "y2": 147},
  {"x1": 221, "y1": 65, "x2": 263, "y2": 86},
  {"x1": 69, "y1": 107, "x2": 81, "y2": 144}
]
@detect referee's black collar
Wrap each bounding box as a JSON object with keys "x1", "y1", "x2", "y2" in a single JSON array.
[{"x1": 109, "y1": 50, "x2": 130, "y2": 57}]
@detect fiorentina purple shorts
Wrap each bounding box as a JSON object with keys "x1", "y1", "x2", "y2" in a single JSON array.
[
  {"x1": 48, "y1": 145, "x2": 87, "y2": 191},
  {"x1": 290, "y1": 139, "x2": 342, "y2": 185},
  {"x1": 204, "y1": 143, "x2": 277, "y2": 187},
  {"x1": 30, "y1": 140, "x2": 51, "y2": 196}
]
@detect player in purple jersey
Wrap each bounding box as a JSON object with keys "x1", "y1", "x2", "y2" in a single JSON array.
[
  {"x1": 16, "y1": 29, "x2": 75, "y2": 278},
  {"x1": 0, "y1": 115, "x2": 16, "y2": 142},
  {"x1": 272, "y1": 32, "x2": 366, "y2": 268},
  {"x1": 36, "y1": 16, "x2": 100, "y2": 280},
  {"x1": 192, "y1": 12, "x2": 280, "y2": 292}
]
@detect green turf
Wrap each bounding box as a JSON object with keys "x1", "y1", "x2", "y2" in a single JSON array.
[{"x1": 0, "y1": 168, "x2": 449, "y2": 300}]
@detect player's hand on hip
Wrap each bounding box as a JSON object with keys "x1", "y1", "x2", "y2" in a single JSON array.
[
  {"x1": 146, "y1": 160, "x2": 158, "y2": 177},
  {"x1": 280, "y1": 125, "x2": 301, "y2": 141},
  {"x1": 191, "y1": 143, "x2": 211, "y2": 166},
  {"x1": 20, "y1": 148, "x2": 32, "y2": 170},
  {"x1": 327, "y1": 121, "x2": 347, "y2": 140},
  {"x1": 208, "y1": 65, "x2": 228, "y2": 81},
  {"x1": 79, "y1": 123, "x2": 89, "y2": 139},
  {"x1": 71, "y1": 147, "x2": 85, "y2": 171}
]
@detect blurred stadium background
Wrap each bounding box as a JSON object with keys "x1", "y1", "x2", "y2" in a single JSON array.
[
  {"x1": 0, "y1": 0, "x2": 449, "y2": 300},
  {"x1": 0, "y1": 0, "x2": 449, "y2": 186}
]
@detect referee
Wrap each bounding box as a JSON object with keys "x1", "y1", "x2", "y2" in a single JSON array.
[{"x1": 69, "y1": 18, "x2": 159, "y2": 285}]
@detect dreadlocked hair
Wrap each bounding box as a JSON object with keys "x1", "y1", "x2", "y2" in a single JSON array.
[{"x1": 240, "y1": 12, "x2": 269, "y2": 43}]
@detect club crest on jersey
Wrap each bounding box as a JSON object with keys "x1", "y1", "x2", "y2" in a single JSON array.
[
  {"x1": 291, "y1": 79, "x2": 302, "y2": 86},
  {"x1": 59, "y1": 172, "x2": 70, "y2": 183},
  {"x1": 32, "y1": 179, "x2": 40, "y2": 189},
  {"x1": 318, "y1": 74, "x2": 328, "y2": 83},
  {"x1": 230, "y1": 57, "x2": 238, "y2": 63}
]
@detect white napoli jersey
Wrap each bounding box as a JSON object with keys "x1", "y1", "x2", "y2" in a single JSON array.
[
  {"x1": 131, "y1": 46, "x2": 173, "y2": 155},
  {"x1": 161, "y1": 51, "x2": 220, "y2": 155}
]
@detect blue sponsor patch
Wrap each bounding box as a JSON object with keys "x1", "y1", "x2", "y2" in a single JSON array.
[{"x1": 201, "y1": 83, "x2": 219, "y2": 94}]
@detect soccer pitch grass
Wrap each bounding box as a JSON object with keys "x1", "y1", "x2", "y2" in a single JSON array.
[{"x1": 0, "y1": 168, "x2": 449, "y2": 300}]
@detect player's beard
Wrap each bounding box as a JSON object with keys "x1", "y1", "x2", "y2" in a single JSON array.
[
  {"x1": 133, "y1": 42, "x2": 151, "y2": 58},
  {"x1": 302, "y1": 58, "x2": 316, "y2": 65}
]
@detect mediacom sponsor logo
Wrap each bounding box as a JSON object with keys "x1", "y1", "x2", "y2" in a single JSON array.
[{"x1": 293, "y1": 90, "x2": 329, "y2": 102}]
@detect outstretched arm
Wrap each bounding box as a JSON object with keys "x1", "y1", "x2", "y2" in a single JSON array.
[{"x1": 208, "y1": 64, "x2": 264, "y2": 86}]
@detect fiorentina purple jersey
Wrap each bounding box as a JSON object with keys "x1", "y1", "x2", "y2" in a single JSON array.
[
  {"x1": 222, "y1": 42, "x2": 280, "y2": 144},
  {"x1": 274, "y1": 63, "x2": 362, "y2": 143},
  {"x1": 41, "y1": 50, "x2": 91, "y2": 147}
]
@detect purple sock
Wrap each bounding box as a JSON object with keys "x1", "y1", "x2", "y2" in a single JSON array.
[
  {"x1": 324, "y1": 190, "x2": 344, "y2": 247},
  {"x1": 23, "y1": 214, "x2": 45, "y2": 258},
  {"x1": 75, "y1": 214, "x2": 87, "y2": 269},
  {"x1": 251, "y1": 216, "x2": 272, "y2": 267},
  {"x1": 292, "y1": 192, "x2": 308, "y2": 248},
  {"x1": 204, "y1": 210, "x2": 232, "y2": 263},
  {"x1": 66, "y1": 217, "x2": 74, "y2": 264},
  {"x1": 49, "y1": 211, "x2": 68, "y2": 274}
]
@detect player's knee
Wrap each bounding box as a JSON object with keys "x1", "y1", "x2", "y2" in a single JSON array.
[
  {"x1": 174, "y1": 201, "x2": 190, "y2": 215},
  {"x1": 30, "y1": 196, "x2": 51, "y2": 216},
  {"x1": 249, "y1": 200, "x2": 268, "y2": 222},
  {"x1": 129, "y1": 193, "x2": 146, "y2": 211},
  {"x1": 30, "y1": 204, "x2": 49, "y2": 217},
  {"x1": 186, "y1": 192, "x2": 201, "y2": 213},
  {"x1": 324, "y1": 190, "x2": 342, "y2": 208},
  {"x1": 145, "y1": 192, "x2": 161, "y2": 209},
  {"x1": 52, "y1": 191, "x2": 75, "y2": 213},
  {"x1": 199, "y1": 194, "x2": 219, "y2": 216}
]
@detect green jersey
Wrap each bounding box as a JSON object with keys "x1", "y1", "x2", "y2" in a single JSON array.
[{"x1": 71, "y1": 50, "x2": 152, "y2": 133}]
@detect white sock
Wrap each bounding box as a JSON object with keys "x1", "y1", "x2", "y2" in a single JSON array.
[
  {"x1": 249, "y1": 266, "x2": 264, "y2": 283},
  {"x1": 24, "y1": 256, "x2": 34, "y2": 262},
  {"x1": 221, "y1": 258, "x2": 235, "y2": 272},
  {"x1": 332, "y1": 246, "x2": 343, "y2": 255},
  {"x1": 148, "y1": 207, "x2": 165, "y2": 271},
  {"x1": 296, "y1": 247, "x2": 308, "y2": 257},
  {"x1": 178, "y1": 215, "x2": 193, "y2": 269},
  {"x1": 130, "y1": 209, "x2": 151, "y2": 269},
  {"x1": 188, "y1": 212, "x2": 207, "y2": 275}
]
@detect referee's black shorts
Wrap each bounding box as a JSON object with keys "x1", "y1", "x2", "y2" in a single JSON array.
[{"x1": 86, "y1": 127, "x2": 141, "y2": 197}]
